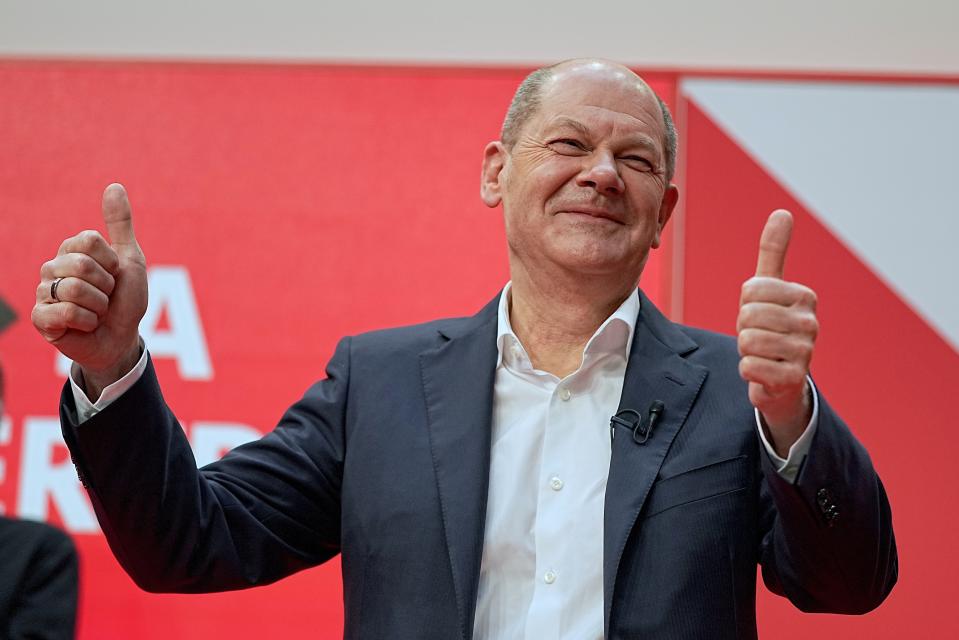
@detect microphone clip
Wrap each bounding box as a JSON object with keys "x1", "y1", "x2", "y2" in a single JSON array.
[{"x1": 610, "y1": 401, "x2": 665, "y2": 445}]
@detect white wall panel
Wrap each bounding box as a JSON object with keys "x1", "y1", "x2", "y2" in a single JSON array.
[{"x1": 1, "y1": 0, "x2": 957, "y2": 74}]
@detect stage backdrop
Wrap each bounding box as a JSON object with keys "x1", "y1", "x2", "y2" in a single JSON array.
[{"x1": 0, "y1": 60, "x2": 955, "y2": 638}]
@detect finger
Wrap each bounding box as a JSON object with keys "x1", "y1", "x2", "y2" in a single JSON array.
[
  {"x1": 102, "y1": 183, "x2": 138, "y2": 247},
  {"x1": 737, "y1": 302, "x2": 819, "y2": 336},
  {"x1": 37, "y1": 277, "x2": 109, "y2": 317},
  {"x1": 57, "y1": 230, "x2": 120, "y2": 276},
  {"x1": 740, "y1": 277, "x2": 816, "y2": 309},
  {"x1": 738, "y1": 356, "x2": 806, "y2": 394},
  {"x1": 32, "y1": 301, "x2": 99, "y2": 336},
  {"x1": 737, "y1": 328, "x2": 813, "y2": 364},
  {"x1": 748, "y1": 383, "x2": 783, "y2": 412},
  {"x1": 755, "y1": 209, "x2": 793, "y2": 279},
  {"x1": 40, "y1": 254, "x2": 116, "y2": 296}
]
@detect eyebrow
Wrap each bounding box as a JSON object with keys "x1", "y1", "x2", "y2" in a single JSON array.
[
  {"x1": 545, "y1": 116, "x2": 592, "y2": 139},
  {"x1": 621, "y1": 136, "x2": 660, "y2": 157}
]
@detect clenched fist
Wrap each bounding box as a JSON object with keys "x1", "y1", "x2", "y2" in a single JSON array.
[
  {"x1": 32, "y1": 183, "x2": 148, "y2": 400},
  {"x1": 737, "y1": 210, "x2": 818, "y2": 457}
]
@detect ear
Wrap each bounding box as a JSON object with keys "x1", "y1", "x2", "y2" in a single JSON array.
[
  {"x1": 651, "y1": 184, "x2": 680, "y2": 249},
  {"x1": 480, "y1": 141, "x2": 508, "y2": 208}
]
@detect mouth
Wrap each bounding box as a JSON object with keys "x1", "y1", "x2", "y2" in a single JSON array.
[{"x1": 557, "y1": 208, "x2": 625, "y2": 224}]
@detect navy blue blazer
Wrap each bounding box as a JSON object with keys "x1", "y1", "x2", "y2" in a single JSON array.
[{"x1": 60, "y1": 290, "x2": 896, "y2": 639}]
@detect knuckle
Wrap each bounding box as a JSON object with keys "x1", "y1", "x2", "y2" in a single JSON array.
[
  {"x1": 72, "y1": 253, "x2": 95, "y2": 277},
  {"x1": 30, "y1": 304, "x2": 44, "y2": 328},
  {"x1": 797, "y1": 286, "x2": 817, "y2": 309},
  {"x1": 798, "y1": 313, "x2": 819, "y2": 337},
  {"x1": 739, "y1": 356, "x2": 757, "y2": 379},
  {"x1": 77, "y1": 229, "x2": 97, "y2": 250},
  {"x1": 40, "y1": 259, "x2": 55, "y2": 279}
]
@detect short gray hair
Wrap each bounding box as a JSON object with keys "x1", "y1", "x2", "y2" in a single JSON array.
[{"x1": 500, "y1": 63, "x2": 678, "y2": 183}]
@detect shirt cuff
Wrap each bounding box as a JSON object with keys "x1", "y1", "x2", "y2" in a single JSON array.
[
  {"x1": 754, "y1": 376, "x2": 819, "y2": 484},
  {"x1": 69, "y1": 341, "x2": 149, "y2": 424}
]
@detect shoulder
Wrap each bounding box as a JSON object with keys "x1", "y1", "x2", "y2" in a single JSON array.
[
  {"x1": 347, "y1": 315, "x2": 476, "y2": 359},
  {"x1": 344, "y1": 293, "x2": 500, "y2": 362},
  {"x1": 0, "y1": 517, "x2": 76, "y2": 558}
]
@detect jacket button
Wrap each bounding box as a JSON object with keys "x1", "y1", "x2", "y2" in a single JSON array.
[
  {"x1": 824, "y1": 506, "x2": 840, "y2": 527},
  {"x1": 816, "y1": 488, "x2": 832, "y2": 508}
]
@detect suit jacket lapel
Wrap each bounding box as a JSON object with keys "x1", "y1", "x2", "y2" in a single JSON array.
[
  {"x1": 419, "y1": 295, "x2": 500, "y2": 640},
  {"x1": 603, "y1": 291, "x2": 709, "y2": 636}
]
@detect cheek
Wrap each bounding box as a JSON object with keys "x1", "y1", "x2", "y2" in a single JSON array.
[
  {"x1": 626, "y1": 180, "x2": 668, "y2": 217},
  {"x1": 525, "y1": 159, "x2": 582, "y2": 200}
]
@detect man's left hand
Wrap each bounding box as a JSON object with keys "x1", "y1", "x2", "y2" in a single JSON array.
[{"x1": 737, "y1": 210, "x2": 818, "y2": 458}]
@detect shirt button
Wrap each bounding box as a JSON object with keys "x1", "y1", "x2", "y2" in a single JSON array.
[
  {"x1": 559, "y1": 388, "x2": 572, "y2": 401},
  {"x1": 549, "y1": 476, "x2": 564, "y2": 491},
  {"x1": 544, "y1": 570, "x2": 557, "y2": 584}
]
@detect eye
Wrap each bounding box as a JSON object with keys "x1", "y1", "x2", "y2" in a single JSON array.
[
  {"x1": 620, "y1": 155, "x2": 654, "y2": 171},
  {"x1": 549, "y1": 138, "x2": 588, "y2": 153}
]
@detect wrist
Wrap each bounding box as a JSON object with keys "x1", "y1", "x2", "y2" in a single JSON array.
[
  {"x1": 760, "y1": 387, "x2": 812, "y2": 458},
  {"x1": 80, "y1": 340, "x2": 142, "y2": 401}
]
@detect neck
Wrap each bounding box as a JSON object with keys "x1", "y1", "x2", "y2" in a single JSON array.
[{"x1": 508, "y1": 263, "x2": 636, "y2": 378}]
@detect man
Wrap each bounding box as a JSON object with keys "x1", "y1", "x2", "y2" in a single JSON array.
[
  {"x1": 31, "y1": 59, "x2": 896, "y2": 639},
  {"x1": 0, "y1": 363, "x2": 79, "y2": 640}
]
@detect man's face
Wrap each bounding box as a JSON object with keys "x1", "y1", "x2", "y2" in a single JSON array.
[{"x1": 482, "y1": 62, "x2": 678, "y2": 284}]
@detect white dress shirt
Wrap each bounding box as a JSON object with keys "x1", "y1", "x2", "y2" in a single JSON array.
[{"x1": 70, "y1": 286, "x2": 818, "y2": 640}]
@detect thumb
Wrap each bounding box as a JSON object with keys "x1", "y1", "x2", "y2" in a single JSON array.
[
  {"x1": 101, "y1": 183, "x2": 139, "y2": 249},
  {"x1": 755, "y1": 209, "x2": 793, "y2": 279}
]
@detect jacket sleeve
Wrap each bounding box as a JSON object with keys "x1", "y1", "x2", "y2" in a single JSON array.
[
  {"x1": 59, "y1": 337, "x2": 353, "y2": 593},
  {"x1": 757, "y1": 390, "x2": 898, "y2": 614}
]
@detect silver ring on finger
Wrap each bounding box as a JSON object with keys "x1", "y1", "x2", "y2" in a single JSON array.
[{"x1": 50, "y1": 277, "x2": 64, "y2": 302}]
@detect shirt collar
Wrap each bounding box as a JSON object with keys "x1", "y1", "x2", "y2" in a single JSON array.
[{"x1": 495, "y1": 282, "x2": 640, "y2": 370}]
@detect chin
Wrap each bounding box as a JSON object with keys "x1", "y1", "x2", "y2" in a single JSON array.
[{"x1": 549, "y1": 246, "x2": 638, "y2": 278}]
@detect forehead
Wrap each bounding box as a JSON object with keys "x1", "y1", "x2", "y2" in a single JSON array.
[{"x1": 532, "y1": 66, "x2": 664, "y2": 141}]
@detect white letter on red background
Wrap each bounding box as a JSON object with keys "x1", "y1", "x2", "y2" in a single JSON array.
[{"x1": 17, "y1": 417, "x2": 98, "y2": 533}]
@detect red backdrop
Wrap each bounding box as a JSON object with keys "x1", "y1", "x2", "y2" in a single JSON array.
[{"x1": 0, "y1": 60, "x2": 953, "y2": 637}]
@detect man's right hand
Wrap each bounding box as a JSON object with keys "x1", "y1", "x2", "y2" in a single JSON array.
[{"x1": 32, "y1": 183, "x2": 148, "y2": 400}]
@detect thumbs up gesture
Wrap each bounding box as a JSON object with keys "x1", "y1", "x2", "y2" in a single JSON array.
[
  {"x1": 32, "y1": 184, "x2": 148, "y2": 399},
  {"x1": 737, "y1": 210, "x2": 818, "y2": 457}
]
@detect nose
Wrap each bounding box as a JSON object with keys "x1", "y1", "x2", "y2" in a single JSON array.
[{"x1": 576, "y1": 150, "x2": 624, "y2": 195}]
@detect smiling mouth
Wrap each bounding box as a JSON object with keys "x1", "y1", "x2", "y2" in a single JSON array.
[{"x1": 558, "y1": 209, "x2": 624, "y2": 224}]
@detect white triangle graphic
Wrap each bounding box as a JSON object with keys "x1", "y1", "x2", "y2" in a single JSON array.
[{"x1": 683, "y1": 78, "x2": 959, "y2": 352}]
